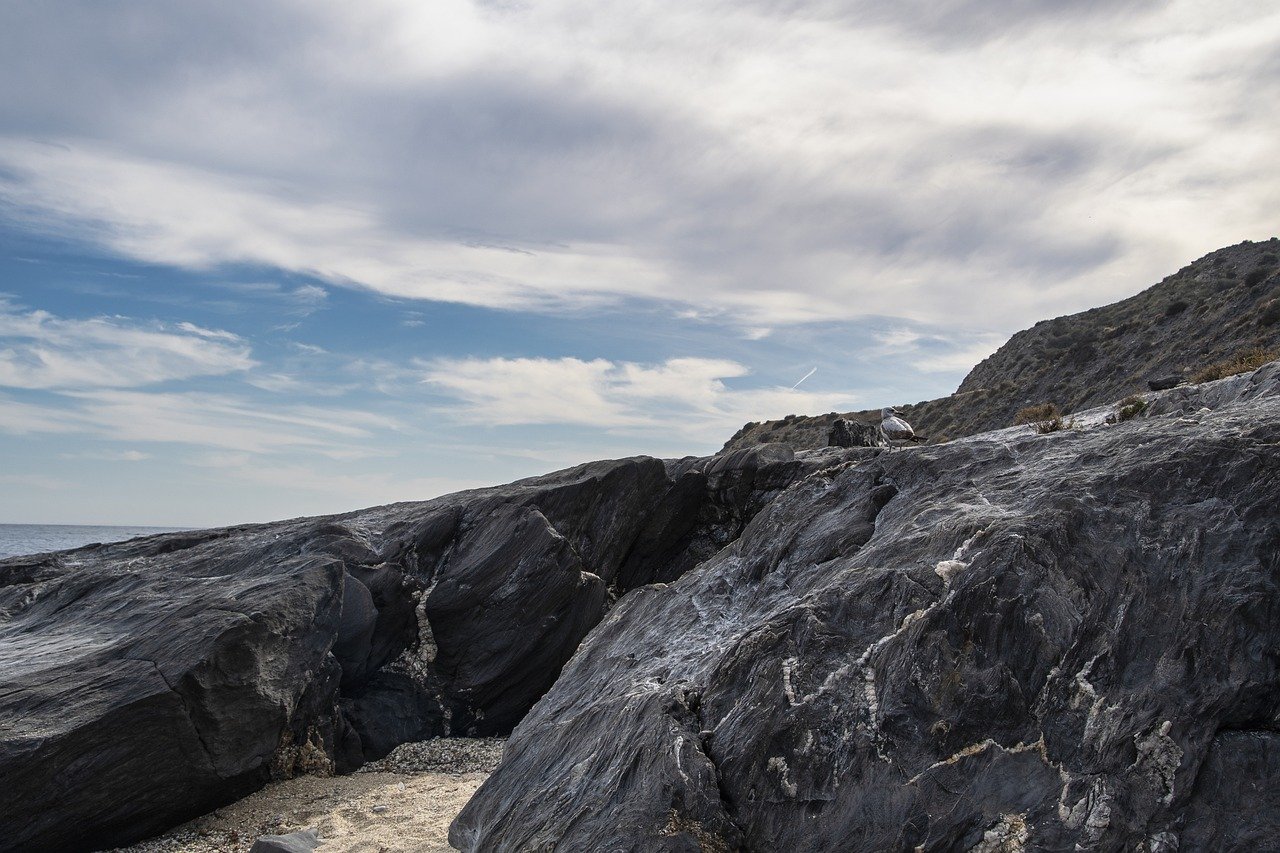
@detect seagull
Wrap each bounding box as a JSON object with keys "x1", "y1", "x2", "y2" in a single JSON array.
[{"x1": 880, "y1": 407, "x2": 926, "y2": 448}]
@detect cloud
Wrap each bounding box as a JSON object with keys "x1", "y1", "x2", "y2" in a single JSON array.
[
  {"x1": 0, "y1": 394, "x2": 83, "y2": 434},
  {"x1": 0, "y1": 473, "x2": 67, "y2": 490},
  {"x1": 64, "y1": 390, "x2": 401, "y2": 456},
  {"x1": 913, "y1": 334, "x2": 1007, "y2": 374},
  {"x1": 188, "y1": 455, "x2": 489, "y2": 508},
  {"x1": 0, "y1": 387, "x2": 403, "y2": 458},
  {"x1": 0, "y1": 302, "x2": 254, "y2": 389},
  {"x1": 422, "y1": 355, "x2": 856, "y2": 435},
  {"x1": 0, "y1": 1, "x2": 1275, "y2": 332},
  {"x1": 59, "y1": 449, "x2": 151, "y2": 462}
]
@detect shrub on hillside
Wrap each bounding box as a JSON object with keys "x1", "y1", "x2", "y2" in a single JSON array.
[
  {"x1": 1191, "y1": 346, "x2": 1280, "y2": 384},
  {"x1": 1165, "y1": 300, "x2": 1189, "y2": 317},
  {"x1": 1260, "y1": 299, "x2": 1280, "y2": 327},
  {"x1": 1245, "y1": 268, "x2": 1272, "y2": 287},
  {"x1": 1034, "y1": 415, "x2": 1068, "y2": 434},
  {"x1": 1013, "y1": 402, "x2": 1060, "y2": 425},
  {"x1": 1117, "y1": 395, "x2": 1148, "y2": 421}
]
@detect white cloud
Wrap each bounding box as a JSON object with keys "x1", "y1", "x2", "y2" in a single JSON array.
[
  {"x1": 0, "y1": 387, "x2": 403, "y2": 458},
  {"x1": 65, "y1": 390, "x2": 401, "y2": 456},
  {"x1": 914, "y1": 334, "x2": 1007, "y2": 374},
  {"x1": 0, "y1": 394, "x2": 84, "y2": 434},
  {"x1": 0, "y1": 303, "x2": 254, "y2": 389},
  {"x1": 0, "y1": 473, "x2": 67, "y2": 490},
  {"x1": 59, "y1": 449, "x2": 151, "y2": 462},
  {"x1": 0, "y1": 2, "x2": 1275, "y2": 329},
  {"x1": 422, "y1": 355, "x2": 856, "y2": 435},
  {"x1": 189, "y1": 455, "x2": 489, "y2": 508}
]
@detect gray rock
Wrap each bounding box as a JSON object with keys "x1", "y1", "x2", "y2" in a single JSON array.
[
  {"x1": 827, "y1": 417, "x2": 885, "y2": 448},
  {"x1": 248, "y1": 829, "x2": 321, "y2": 853},
  {"x1": 1147, "y1": 374, "x2": 1181, "y2": 391},
  {"x1": 452, "y1": 374, "x2": 1280, "y2": 851},
  {"x1": 0, "y1": 448, "x2": 864, "y2": 852}
]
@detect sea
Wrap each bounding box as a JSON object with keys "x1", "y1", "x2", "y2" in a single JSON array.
[{"x1": 0, "y1": 523, "x2": 188, "y2": 559}]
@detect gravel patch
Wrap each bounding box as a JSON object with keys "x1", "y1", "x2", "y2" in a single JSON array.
[{"x1": 358, "y1": 737, "x2": 504, "y2": 775}]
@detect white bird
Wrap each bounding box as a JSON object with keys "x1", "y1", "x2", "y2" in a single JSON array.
[{"x1": 880, "y1": 407, "x2": 926, "y2": 448}]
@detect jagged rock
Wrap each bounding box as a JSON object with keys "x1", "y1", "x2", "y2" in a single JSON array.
[
  {"x1": 0, "y1": 448, "x2": 867, "y2": 852},
  {"x1": 827, "y1": 417, "x2": 884, "y2": 448},
  {"x1": 248, "y1": 829, "x2": 322, "y2": 853},
  {"x1": 452, "y1": 364, "x2": 1280, "y2": 852}
]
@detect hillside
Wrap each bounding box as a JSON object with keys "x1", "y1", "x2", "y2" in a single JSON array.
[{"x1": 722, "y1": 238, "x2": 1280, "y2": 451}]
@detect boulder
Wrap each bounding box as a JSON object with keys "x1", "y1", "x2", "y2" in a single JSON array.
[
  {"x1": 827, "y1": 417, "x2": 885, "y2": 448},
  {"x1": 0, "y1": 448, "x2": 865, "y2": 851},
  {"x1": 452, "y1": 379, "x2": 1280, "y2": 851}
]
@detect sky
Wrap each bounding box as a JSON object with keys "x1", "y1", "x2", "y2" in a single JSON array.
[{"x1": 0, "y1": 1, "x2": 1276, "y2": 526}]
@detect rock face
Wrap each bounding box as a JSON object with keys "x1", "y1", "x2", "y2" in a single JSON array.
[
  {"x1": 721, "y1": 238, "x2": 1280, "y2": 452},
  {"x1": 826, "y1": 417, "x2": 885, "y2": 448},
  {"x1": 453, "y1": 363, "x2": 1280, "y2": 852},
  {"x1": 0, "y1": 445, "x2": 869, "y2": 852}
]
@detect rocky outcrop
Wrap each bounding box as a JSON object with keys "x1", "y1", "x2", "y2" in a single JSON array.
[
  {"x1": 722, "y1": 238, "x2": 1280, "y2": 452},
  {"x1": 827, "y1": 417, "x2": 885, "y2": 448},
  {"x1": 453, "y1": 362, "x2": 1280, "y2": 852},
  {"x1": 0, "y1": 446, "x2": 868, "y2": 852}
]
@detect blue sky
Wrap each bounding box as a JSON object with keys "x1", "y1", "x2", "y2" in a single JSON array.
[{"x1": 1, "y1": 1, "x2": 1277, "y2": 526}]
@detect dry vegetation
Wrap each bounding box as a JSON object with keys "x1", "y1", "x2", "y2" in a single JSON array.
[
  {"x1": 1191, "y1": 346, "x2": 1279, "y2": 384},
  {"x1": 1013, "y1": 403, "x2": 1060, "y2": 426},
  {"x1": 1117, "y1": 395, "x2": 1148, "y2": 421}
]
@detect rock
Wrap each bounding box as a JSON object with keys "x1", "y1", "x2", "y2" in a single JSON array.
[
  {"x1": 826, "y1": 417, "x2": 884, "y2": 448},
  {"x1": 248, "y1": 829, "x2": 321, "y2": 853},
  {"x1": 0, "y1": 447, "x2": 867, "y2": 851},
  {"x1": 452, "y1": 375, "x2": 1280, "y2": 851},
  {"x1": 1147, "y1": 374, "x2": 1181, "y2": 391}
]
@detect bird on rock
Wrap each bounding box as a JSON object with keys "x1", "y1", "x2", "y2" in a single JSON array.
[{"x1": 880, "y1": 407, "x2": 926, "y2": 448}]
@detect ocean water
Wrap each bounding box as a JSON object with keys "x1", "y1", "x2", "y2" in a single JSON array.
[{"x1": 0, "y1": 523, "x2": 187, "y2": 559}]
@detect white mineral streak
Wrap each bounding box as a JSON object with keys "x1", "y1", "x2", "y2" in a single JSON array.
[
  {"x1": 673, "y1": 735, "x2": 688, "y2": 783},
  {"x1": 934, "y1": 559, "x2": 967, "y2": 582},
  {"x1": 782, "y1": 657, "x2": 798, "y2": 706},
  {"x1": 968, "y1": 813, "x2": 1030, "y2": 852},
  {"x1": 935, "y1": 528, "x2": 988, "y2": 583},
  {"x1": 906, "y1": 737, "x2": 1047, "y2": 787},
  {"x1": 767, "y1": 756, "x2": 798, "y2": 798},
  {"x1": 1132, "y1": 721, "x2": 1182, "y2": 806}
]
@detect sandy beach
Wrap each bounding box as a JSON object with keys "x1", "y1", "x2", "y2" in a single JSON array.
[{"x1": 109, "y1": 739, "x2": 504, "y2": 853}]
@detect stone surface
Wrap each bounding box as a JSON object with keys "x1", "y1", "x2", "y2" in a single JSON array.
[
  {"x1": 453, "y1": 363, "x2": 1280, "y2": 852},
  {"x1": 0, "y1": 446, "x2": 866, "y2": 852},
  {"x1": 247, "y1": 830, "x2": 321, "y2": 853},
  {"x1": 827, "y1": 417, "x2": 885, "y2": 448}
]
